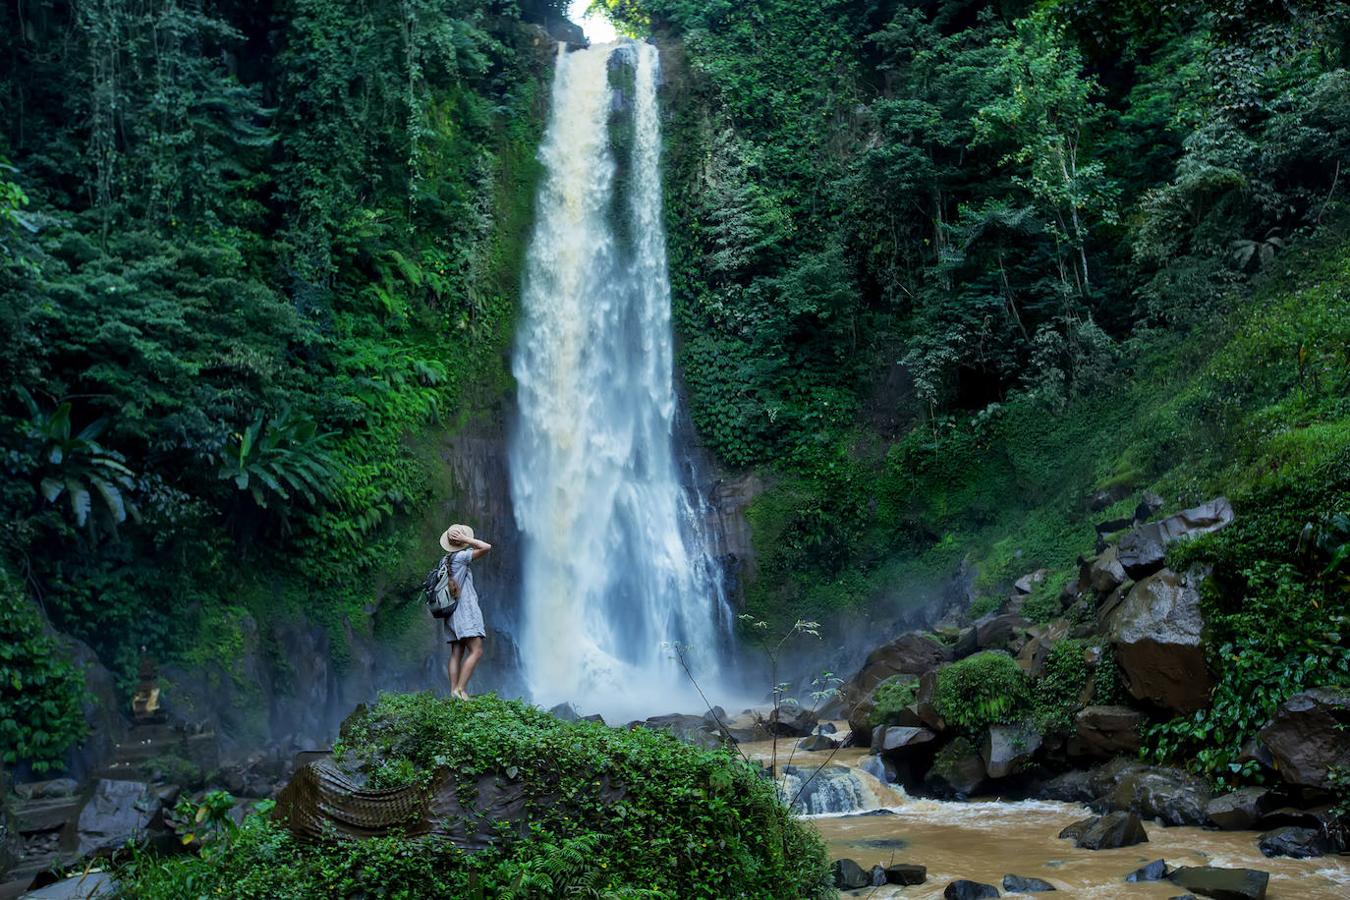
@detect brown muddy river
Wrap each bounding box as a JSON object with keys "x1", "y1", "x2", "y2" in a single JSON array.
[{"x1": 740, "y1": 741, "x2": 1350, "y2": 898}]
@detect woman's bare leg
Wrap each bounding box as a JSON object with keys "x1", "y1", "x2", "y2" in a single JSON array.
[
  {"x1": 454, "y1": 637, "x2": 484, "y2": 696},
  {"x1": 447, "y1": 642, "x2": 463, "y2": 695}
]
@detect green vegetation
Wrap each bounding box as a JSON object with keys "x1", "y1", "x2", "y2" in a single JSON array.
[
  {"x1": 117, "y1": 693, "x2": 833, "y2": 899},
  {"x1": 0, "y1": 1, "x2": 559, "y2": 698},
  {"x1": 596, "y1": 0, "x2": 1349, "y2": 632},
  {"x1": 866, "y1": 675, "x2": 919, "y2": 728},
  {"x1": 933, "y1": 652, "x2": 1032, "y2": 732},
  {"x1": 0, "y1": 568, "x2": 86, "y2": 773}
]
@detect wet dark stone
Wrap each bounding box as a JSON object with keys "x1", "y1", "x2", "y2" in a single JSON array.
[
  {"x1": 944, "y1": 879, "x2": 1000, "y2": 899},
  {"x1": 1058, "y1": 811, "x2": 1148, "y2": 850},
  {"x1": 885, "y1": 863, "x2": 927, "y2": 885},
  {"x1": 1257, "y1": 825, "x2": 1331, "y2": 859},
  {"x1": 1167, "y1": 866, "x2": 1269, "y2": 900},
  {"x1": 1003, "y1": 873, "x2": 1056, "y2": 892},
  {"x1": 832, "y1": 858, "x2": 870, "y2": 890},
  {"x1": 1126, "y1": 859, "x2": 1170, "y2": 882}
]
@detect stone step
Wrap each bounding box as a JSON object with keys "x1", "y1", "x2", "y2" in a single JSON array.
[{"x1": 11, "y1": 796, "x2": 82, "y2": 835}]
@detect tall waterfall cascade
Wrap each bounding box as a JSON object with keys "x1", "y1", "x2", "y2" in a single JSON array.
[{"x1": 508, "y1": 40, "x2": 734, "y2": 719}]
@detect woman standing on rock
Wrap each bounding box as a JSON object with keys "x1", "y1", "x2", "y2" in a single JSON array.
[{"x1": 439, "y1": 523, "x2": 491, "y2": 699}]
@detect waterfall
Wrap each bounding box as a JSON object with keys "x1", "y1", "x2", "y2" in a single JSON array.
[{"x1": 508, "y1": 40, "x2": 733, "y2": 720}]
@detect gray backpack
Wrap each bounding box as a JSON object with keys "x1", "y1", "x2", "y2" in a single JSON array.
[{"x1": 424, "y1": 553, "x2": 461, "y2": 619}]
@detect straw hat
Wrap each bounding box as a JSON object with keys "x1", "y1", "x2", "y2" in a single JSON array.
[{"x1": 439, "y1": 523, "x2": 474, "y2": 553}]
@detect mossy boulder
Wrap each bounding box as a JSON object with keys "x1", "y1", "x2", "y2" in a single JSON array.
[{"x1": 116, "y1": 693, "x2": 834, "y2": 898}]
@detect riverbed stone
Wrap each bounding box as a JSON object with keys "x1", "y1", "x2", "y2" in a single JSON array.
[
  {"x1": 1167, "y1": 866, "x2": 1269, "y2": 900},
  {"x1": 832, "y1": 858, "x2": 871, "y2": 890},
  {"x1": 765, "y1": 705, "x2": 818, "y2": 737},
  {"x1": 1126, "y1": 859, "x2": 1170, "y2": 882},
  {"x1": 944, "y1": 880, "x2": 1000, "y2": 899},
  {"x1": 1072, "y1": 705, "x2": 1141, "y2": 757},
  {"x1": 1106, "y1": 567, "x2": 1214, "y2": 714},
  {"x1": 1256, "y1": 688, "x2": 1350, "y2": 790},
  {"x1": 1086, "y1": 547, "x2": 1128, "y2": 594},
  {"x1": 1257, "y1": 826, "x2": 1331, "y2": 859},
  {"x1": 1058, "y1": 811, "x2": 1148, "y2": 850},
  {"x1": 982, "y1": 724, "x2": 1042, "y2": 779},
  {"x1": 23, "y1": 872, "x2": 118, "y2": 899},
  {"x1": 1116, "y1": 497, "x2": 1234, "y2": 578},
  {"x1": 1003, "y1": 873, "x2": 1056, "y2": 892},
  {"x1": 797, "y1": 733, "x2": 840, "y2": 752},
  {"x1": 885, "y1": 863, "x2": 927, "y2": 885},
  {"x1": 1205, "y1": 787, "x2": 1275, "y2": 831}
]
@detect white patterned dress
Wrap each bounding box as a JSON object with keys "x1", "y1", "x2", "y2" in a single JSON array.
[{"x1": 443, "y1": 549, "x2": 486, "y2": 642}]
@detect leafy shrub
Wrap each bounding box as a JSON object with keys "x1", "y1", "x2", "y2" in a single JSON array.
[
  {"x1": 0, "y1": 568, "x2": 86, "y2": 773},
  {"x1": 118, "y1": 693, "x2": 833, "y2": 899},
  {"x1": 934, "y1": 652, "x2": 1033, "y2": 732},
  {"x1": 866, "y1": 676, "x2": 919, "y2": 728},
  {"x1": 1033, "y1": 639, "x2": 1090, "y2": 734}
]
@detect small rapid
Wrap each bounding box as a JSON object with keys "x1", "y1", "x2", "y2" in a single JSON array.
[{"x1": 739, "y1": 739, "x2": 1350, "y2": 897}]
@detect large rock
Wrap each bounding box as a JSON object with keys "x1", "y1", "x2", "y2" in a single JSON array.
[
  {"x1": 915, "y1": 670, "x2": 946, "y2": 732},
  {"x1": 944, "y1": 880, "x2": 1000, "y2": 899},
  {"x1": 1116, "y1": 497, "x2": 1233, "y2": 578},
  {"x1": 1015, "y1": 621, "x2": 1069, "y2": 677},
  {"x1": 832, "y1": 858, "x2": 870, "y2": 890},
  {"x1": 974, "y1": 613, "x2": 1029, "y2": 650},
  {"x1": 1257, "y1": 826, "x2": 1331, "y2": 859},
  {"x1": 1256, "y1": 688, "x2": 1350, "y2": 790},
  {"x1": 797, "y1": 733, "x2": 840, "y2": 752},
  {"x1": 1072, "y1": 706, "x2": 1141, "y2": 757},
  {"x1": 1106, "y1": 766, "x2": 1212, "y2": 826},
  {"x1": 982, "y1": 724, "x2": 1043, "y2": 779},
  {"x1": 873, "y1": 726, "x2": 937, "y2": 754},
  {"x1": 849, "y1": 632, "x2": 951, "y2": 699},
  {"x1": 23, "y1": 872, "x2": 118, "y2": 899},
  {"x1": 763, "y1": 705, "x2": 818, "y2": 738},
  {"x1": 1205, "y1": 787, "x2": 1276, "y2": 831},
  {"x1": 925, "y1": 737, "x2": 987, "y2": 798},
  {"x1": 1085, "y1": 547, "x2": 1128, "y2": 594},
  {"x1": 637, "y1": 713, "x2": 724, "y2": 748},
  {"x1": 65, "y1": 779, "x2": 158, "y2": 858},
  {"x1": 1167, "y1": 866, "x2": 1269, "y2": 900},
  {"x1": 1058, "y1": 811, "x2": 1148, "y2": 850},
  {"x1": 1106, "y1": 567, "x2": 1214, "y2": 714}
]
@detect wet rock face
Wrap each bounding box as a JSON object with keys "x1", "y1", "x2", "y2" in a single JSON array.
[
  {"x1": 1105, "y1": 766, "x2": 1212, "y2": 827},
  {"x1": 1257, "y1": 688, "x2": 1350, "y2": 790},
  {"x1": 925, "y1": 737, "x2": 986, "y2": 799},
  {"x1": 1106, "y1": 567, "x2": 1214, "y2": 714},
  {"x1": 1126, "y1": 859, "x2": 1170, "y2": 882},
  {"x1": 886, "y1": 863, "x2": 927, "y2": 885},
  {"x1": 1116, "y1": 497, "x2": 1233, "y2": 578},
  {"x1": 982, "y1": 724, "x2": 1042, "y2": 779},
  {"x1": 1205, "y1": 787, "x2": 1276, "y2": 831},
  {"x1": 1072, "y1": 705, "x2": 1142, "y2": 757},
  {"x1": 1167, "y1": 865, "x2": 1269, "y2": 900},
  {"x1": 849, "y1": 632, "x2": 951, "y2": 700},
  {"x1": 1257, "y1": 826, "x2": 1332, "y2": 859},
  {"x1": 63, "y1": 779, "x2": 158, "y2": 859}
]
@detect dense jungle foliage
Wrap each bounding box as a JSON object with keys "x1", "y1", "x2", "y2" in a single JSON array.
[
  {"x1": 2, "y1": 0, "x2": 1349, "y2": 799},
  {"x1": 0, "y1": 0, "x2": 570, "y2": 762},
  {"x1": 598, "y1": 0, "x2": 1350, "y2": 777},
  {"x1": 116, "y1": 692, "x2": 833, "y2": 899}
]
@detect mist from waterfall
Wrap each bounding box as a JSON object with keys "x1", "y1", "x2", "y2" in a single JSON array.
[{"x1": 508, "y1": 41, "x2": 734, "y2": 721}]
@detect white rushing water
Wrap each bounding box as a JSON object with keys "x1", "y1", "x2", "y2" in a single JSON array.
[{"x1": 509, "y1": 41, "x2": 733, "y2": 720}]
